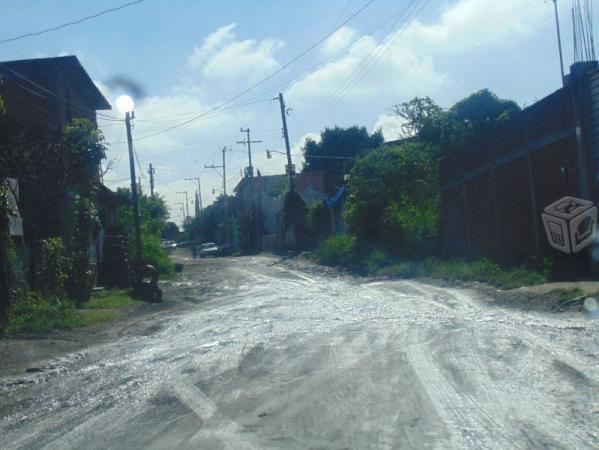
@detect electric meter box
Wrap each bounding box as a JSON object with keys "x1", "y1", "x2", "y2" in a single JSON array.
[{"x1": 541, "y1": 196, "x2": 597, "y2": 254}]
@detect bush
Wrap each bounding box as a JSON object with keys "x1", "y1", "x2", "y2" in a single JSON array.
[
  {"x1": 314, "y1": 235, "x2": 358, "y2": 267},
  {"x1": 6, "y1": 289, "x2": 83, "y2": 334},
  {"x1": 36, "y1": 238, "x2": 68, "y2": 299},
  {"x1": 142, "y1": 235, "x2": 174, "y2": 276},
  {"x1": 344, "y1": 142, "x2": 439, "y2": 254},
  {"x1": 362, "y1": 249, "x2": 394, "y2": 273}
]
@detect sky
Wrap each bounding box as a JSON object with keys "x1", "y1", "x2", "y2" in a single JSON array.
[{"x1": 0, "y1": 0, "x2": 586, "y2": 225}]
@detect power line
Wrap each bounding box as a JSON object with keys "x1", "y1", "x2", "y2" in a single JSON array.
[
  {"x1": 0, "y1": 0, "x2": 144, "y2": 45},
  {"x1": 298, "y1": 0, "x2": 429, "y2": 129},
  {"x1": 132, "y1": 141, "x2": 146, "y2": 180},
  {"x1": 119, "y1": 0, "x2": 377, "y2": 143}
]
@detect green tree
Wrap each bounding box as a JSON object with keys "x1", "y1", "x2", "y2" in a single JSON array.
[
  {"x1": 344, "y1": 142, "x2": 439, "y2": 255},
  {"x1": 302, "y1": 126, "x2": 383, "y2": 180},
  {"x1": 188, "y1": 195, "x2": 235, "y2": 244},
  {"x1": 449, "y1": 89, "x2": 520, "y2": 124},
  {"x1": 162, "y1": 222, "x2": 179, "y2": 240},
  {"x1": 61, "y1": 119, "x2": 107, "y2": 305},
  {"x1": 116, "y1": 189, "x2": 174, "y2": 275},
  {"x1": 394, "y1": 90, "x2": 521, "y2": 155},
  {"x1": 393, "y1": 96, "x2": 445, "y2": 142}
]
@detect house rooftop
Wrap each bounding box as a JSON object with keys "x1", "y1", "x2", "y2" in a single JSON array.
[{"x1": 0, "y1": 55, "x2": 111, "y2": 111}]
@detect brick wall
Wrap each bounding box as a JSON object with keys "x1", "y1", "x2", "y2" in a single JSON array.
[{"x1": 440, "y1": 62, "x2": 599, "y2": 269}]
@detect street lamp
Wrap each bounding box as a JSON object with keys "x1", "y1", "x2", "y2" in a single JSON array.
[{"x1": 116, "y1": 94, "x2": 142, "y2": 265}]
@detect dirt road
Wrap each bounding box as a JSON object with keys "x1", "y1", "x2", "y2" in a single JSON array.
[{"x1": 1, "y1": 254, "x2": 597, "y2": 449}]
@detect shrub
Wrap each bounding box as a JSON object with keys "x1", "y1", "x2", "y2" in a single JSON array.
[
  {"x1": 344, "y1": 142, "x2": 440, "y2": 255},
  {"x1": 362, "y1": 249, "x2": 394, "y2": 274},
  {"x1": 36, "y1": 238, "x2": 68, "y2": 299},
  {"x1": 6, "y1": 289, "x2": 82, "y2": 334},
  {"x1": 314, "y1": 235, "x2": 358, "y2": 267},
  {"x1": 142, "y1": 235, "x2": 174, "y2": 276}
]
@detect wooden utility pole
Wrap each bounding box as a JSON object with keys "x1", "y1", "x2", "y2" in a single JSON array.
[
  {"x1": 237, "y1": 128, "x2": 262, "y2": 178},
  {"x1": 205, "y1": 146, "x2": 231, "y2": 198},
  {"x1": 126, "y1": 111, "x2": 142, "y2": 264},
  {"x1": 276, "y1": 93, "x2": 295, "y2": 191},
  {"x1": 176, "y1": 190, "x2": 190, "y2": 220},
  {"x1": 148, "y1": 163, "x2": 155, "y2": 197},
  {"x1": 185, "y1": 176, "x2": 203, "y2": 213}
]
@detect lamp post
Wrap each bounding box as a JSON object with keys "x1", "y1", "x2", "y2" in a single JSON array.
[
  {"x1": 551, "y1": 0, "x2": 565, "y2": 85},
  {"x1": 116, "y1": 95, "x2": 142, "y2": 265}
]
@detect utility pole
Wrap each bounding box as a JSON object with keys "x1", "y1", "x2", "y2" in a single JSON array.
[
  {"x1": 194, "y1": 191, "x2": 200, "y2": 217},
  {"x1": 276, "y1": 93, "x2": 295, "y2": 191},
  {"x1": 148, "y1": 163, "x2": 155, "y2": 197},
  {"x1": 552, "y1": 0, "x2": 565, "y2": 85},
  {"x1": 237, "y1": 128, "x2": 262, "y2": 178},
  {"x1": 204, "y1": 146, "x2": 231, "y2": 197},
  {"x1": 205, "y1": 147, "x2": 232, "y2": 247},
  {"x1": 185, "y1": 176, "x2": 203, "y2": 213},
  {"x1": 125, "y1": 111, "x2": 142, "y2": 264},
  {"x1": 176, "y1": 191, "x2": 190, "y2": 221}
]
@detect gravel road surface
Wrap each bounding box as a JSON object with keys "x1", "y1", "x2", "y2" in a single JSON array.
[{"x1": 1, "y1": 254, "x2": 597, "y2": 449}]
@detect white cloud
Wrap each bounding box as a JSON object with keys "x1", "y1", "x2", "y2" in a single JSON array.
[
  {"x1": 403, "y1": 0, "x2": 552, "y2": 53},
  {"x1": 187, "y1": 23, "x2": 284, "y2": 82},
  {"x1": 322, "y1": 26, "x2": 356, "y2": 54},
  {"x1": 100, "y1": 0, "x2": 559, "y2": 216},
  {"x1": 372, "y1": 113, "x2": 405, "y2": 142},
  {"x1": 287, "y1": 0, "x2": 553, "y2": 105},
  {"x1": 287, "y1": 31, "x2": 446, "y2": 102}
]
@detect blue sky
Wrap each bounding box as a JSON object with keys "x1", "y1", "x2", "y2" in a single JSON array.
[{"x1": 1, "y1": 0, "x2": 582, "y2": 224}]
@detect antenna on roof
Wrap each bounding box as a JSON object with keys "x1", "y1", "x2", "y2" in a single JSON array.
[{"x1": 572, "y1": 0, "x2": 596, "y2": 63}]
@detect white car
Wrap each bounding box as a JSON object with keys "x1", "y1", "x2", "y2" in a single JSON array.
[{"x1": 199, "y1": 242, "x2": 218, "y2": 257}]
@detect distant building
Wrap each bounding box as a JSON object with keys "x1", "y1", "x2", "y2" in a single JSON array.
[{"x1": 233, "y1": 172, "x2": 335, "y2": 252}]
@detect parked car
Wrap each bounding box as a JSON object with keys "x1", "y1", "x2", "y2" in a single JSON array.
[
  {"x1": 199, "y1": 242, "x2": 219, "y2": 257},
  {"x1": 160, "y1": 240, "x2": 177, "y2": 250}
]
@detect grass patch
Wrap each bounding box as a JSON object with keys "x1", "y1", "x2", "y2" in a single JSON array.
[
  {"x1": 5, "y1": 291, "x2": 86, "y2": 334},
  {"x1": 313, "y1": 235, "x2": 358, "y2": 267},
  {"x1": 77, "y1": 309, "x2": 120, "y2": 325},
  {"x1": 548, "y1": 288, "x2": 585, "y2": 302},
  {"x1": 84, "y1": 289, "x2": 140, "y2": 309},
  {"x1": 4, "y1": 289, "x2": 139, "y2": 335},
  {"x1": 315, "y1": 239, "x2": 549, "y2": 289},
  {"x1": 373, "y1": 257, "x2": 547, "y2": 289}
]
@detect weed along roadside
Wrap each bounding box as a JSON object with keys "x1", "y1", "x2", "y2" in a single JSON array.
[
  {"x1": 2, "y1": 289, "x2": 143, "y2": 335},
  {"x1": 308, "y1": 235, "x2": 599, "y2": 313}
]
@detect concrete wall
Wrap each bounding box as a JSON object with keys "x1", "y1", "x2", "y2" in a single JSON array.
[{"x1": 440, "y1": 62, "x2": 599, "y2": 268}]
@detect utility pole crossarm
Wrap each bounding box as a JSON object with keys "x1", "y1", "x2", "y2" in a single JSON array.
[
  {"x1": 238, "y1": 128, "x2": 262, "y2": 178},
  {"x1": 184, "y1": 177, "x2": 203, "y2": 213}
]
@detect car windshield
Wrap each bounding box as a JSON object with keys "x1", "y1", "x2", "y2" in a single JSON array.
[{"x1": 1, "y1": 1, "x2": 598, "y2": 449}]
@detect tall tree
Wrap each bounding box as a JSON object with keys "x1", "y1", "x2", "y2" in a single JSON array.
[{"x1": 302, "y1": 126, "x2": 383, "y2": 180}]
